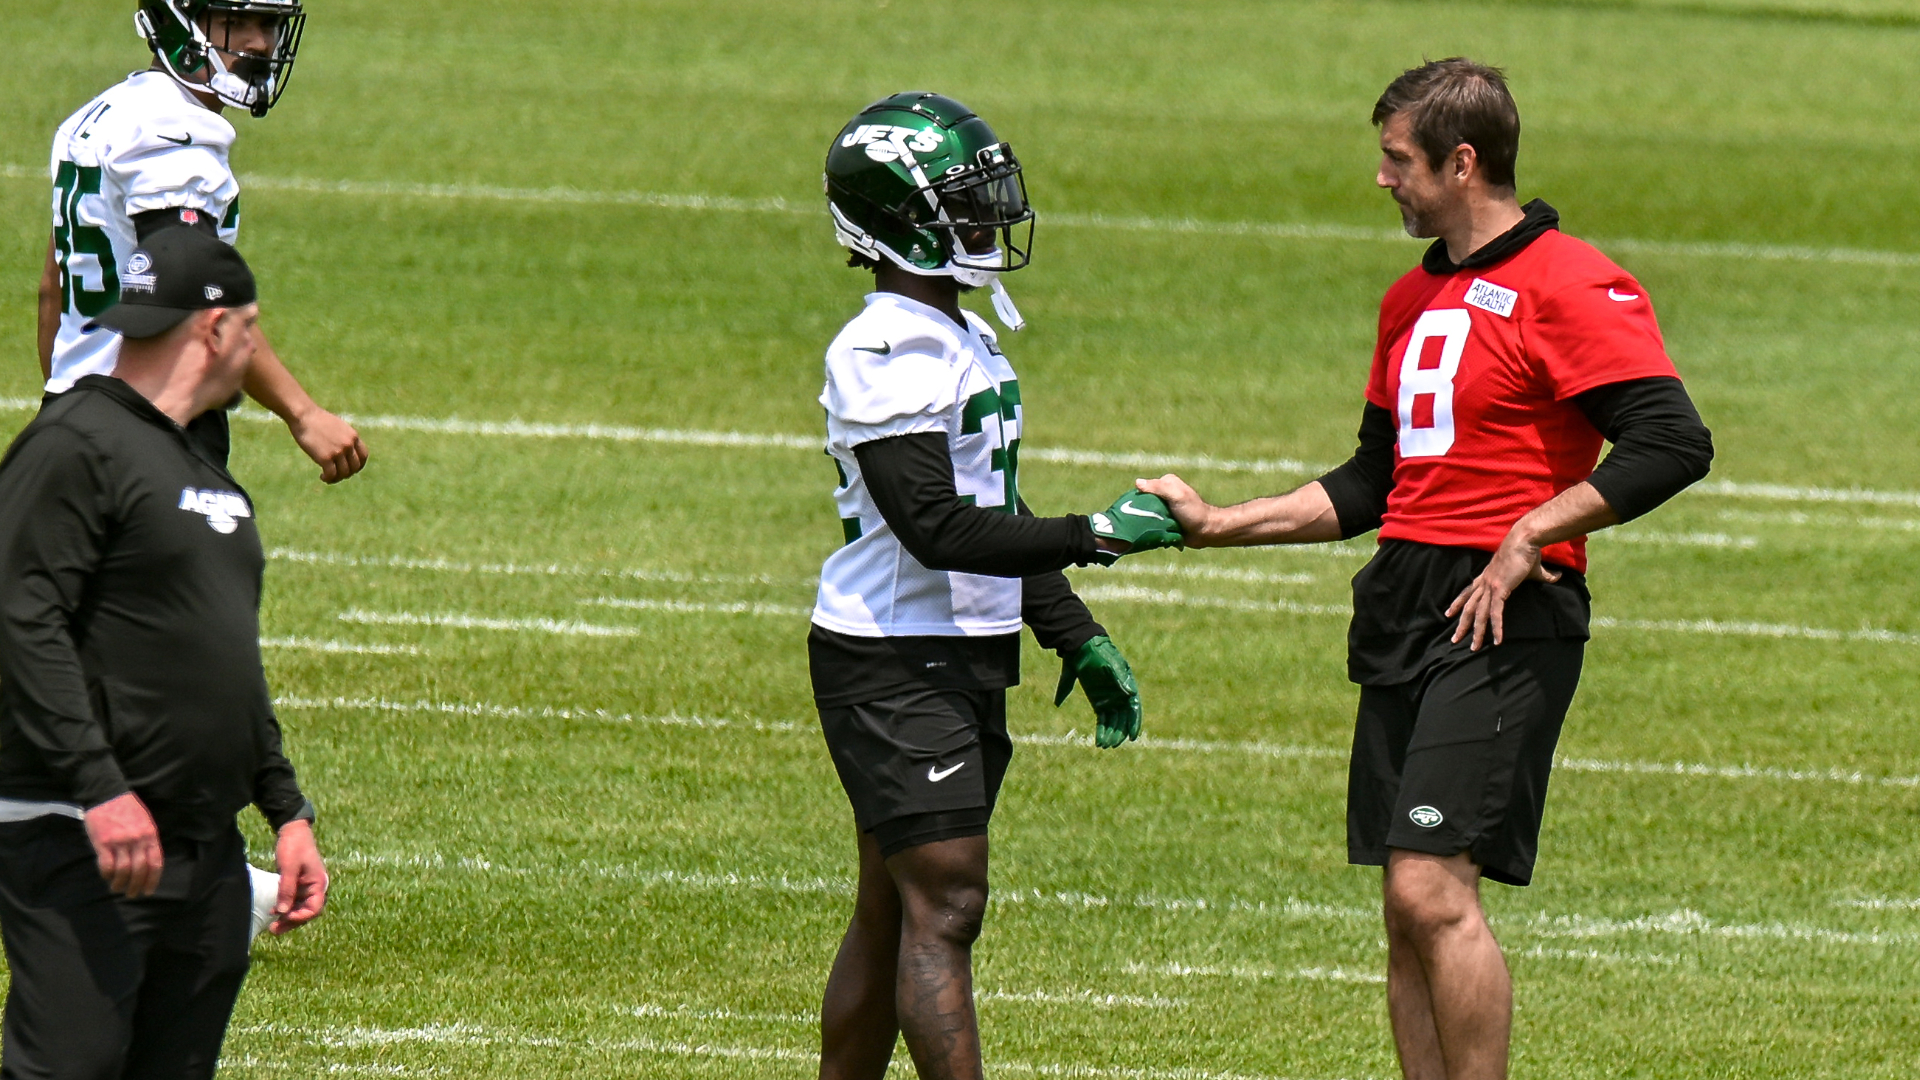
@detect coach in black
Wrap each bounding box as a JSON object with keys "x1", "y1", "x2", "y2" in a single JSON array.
[{"x1": 0, "y1": 227, "x2": 326, "y2": 1080}]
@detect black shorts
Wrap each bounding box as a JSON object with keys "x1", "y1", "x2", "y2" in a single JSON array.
[
  {"x1": 818, "y1": 688, "x2": 1011, "y2": 858},
  {"x1": 1347, "y1": 637, "x2": 1584, "y2": 886}
]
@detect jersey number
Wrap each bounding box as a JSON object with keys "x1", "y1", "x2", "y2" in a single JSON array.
[
  {"x1": 1396, "y1": 308, "x2": 1470, "y2": 458},
  {"x1": 52, "y1": 161, "x2": 119, "y2": 319}
]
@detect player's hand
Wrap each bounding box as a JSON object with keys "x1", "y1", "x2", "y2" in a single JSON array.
[
  {"x1": 85, "y1": 792, "x2": 163, "y2": 899},
  {"x1": 289, "y1": 407, "x2": 369, "y2": 484},
  {"x1": 1445, "y1": 526, "x2": 1560, "y2": 651},
  {"x1": 1088, "y1": 491, "x2": 1183, "y2": 564},
  {"x1": 1133, "y1": 475, "x2": 1219, "y2": 547},
  {"x1": 269, "y1": 819, "x2": 328, "y2": 935},
  {"x1": 1054, "y1": 636, "x2": 1143, "y2": 748}
]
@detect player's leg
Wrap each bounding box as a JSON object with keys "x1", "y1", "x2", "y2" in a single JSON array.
[
  {"x1": 1379, "y1": 638, "x2": 1585, "y2": 1080},
  {"x1": 820, "y1": 830, "x2": 903, "y2": 1080},
  {"x1": 884, "y1": 834, "x2": 988, "y2": 1080},
  {"x1": 1383, "y1": 850, "x2": 1509, "y2": 1080}
]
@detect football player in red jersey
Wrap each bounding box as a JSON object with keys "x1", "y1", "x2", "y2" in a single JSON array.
[{"x1": 1136, "y1": 59, "x2": 1713, "y2": 1079}]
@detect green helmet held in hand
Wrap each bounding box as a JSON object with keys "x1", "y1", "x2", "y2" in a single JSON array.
[
  {"x1": 1055, "y1": 636, "x2": 1142, "y2": 748},
  {"x1": 824, "y1": 91, "x2": 1034, "y2": 329},
  {"x1": 1089, "y1": 491, "x2": 1183, "y2": 564}
]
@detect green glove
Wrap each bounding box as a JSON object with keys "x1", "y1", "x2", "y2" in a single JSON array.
[
  {"x1": 1089, "y1": 491, "x2": 1183, "y2": 564},
  {"x1": 1054, "y1": 635, "x2": 1143, "y2": 748}
]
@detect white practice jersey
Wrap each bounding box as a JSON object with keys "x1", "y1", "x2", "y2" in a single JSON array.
[
  {"x1": 47, "y1": 72, "x2": 242, "y2": 393},
  {"x1": 813, "y1": 293, "x2": 1025, "y2": 639}
]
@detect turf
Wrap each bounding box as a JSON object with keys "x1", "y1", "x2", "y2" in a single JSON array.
[{"x1": 2, "y1": 0, "x2": 1919, "y2": 1076}]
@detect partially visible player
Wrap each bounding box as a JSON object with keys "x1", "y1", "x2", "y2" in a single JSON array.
[
  {"x1": 1136, "y1": 60, "x2": 1713, "y2": 1079},
  {"x1": 37, "y1": 0, "x2": 367, "y2": 484},
  {"x1": 812, "y1": 93, "x2": 1179, "y2": 1080}
]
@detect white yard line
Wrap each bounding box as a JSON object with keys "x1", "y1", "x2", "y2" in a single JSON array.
[
  {"x1": 271, "y1": 547, "x2": 783, "y2": 586},
  {"x1": 1125, "y1": 961, "x2": 1385, "y2": 984},
  {"x1": 230, "y1": 1019, "x2": 1330, "y2": 1080},
  {"x1": 583, "y1": 597, "x2": 812, "y2": 616},
  {"x1": 1597, "y1": 531, "x2": 1758, "y2": 550},
  {"x1": 261, "y1": 636, "x2": 423, "y2": 656},
  {"x1": 1718, "y1": 508, "x2": 1920, "y2": 533},
  {"x1": 11, "y1": 162, "x2": 1916, "y2": 269},
  {"x1": 1521, "y1": 909, "x2": 1920, "y2": 947},
  {"x1": 0, "y1": 394, "x2": 1916, "y2": 511},
  {"x1": 1837, "y1": 897, "x2": 1920, "y2": 911},
  {"x1": 276, "y1": 694, "x2": 1920, "y2": 790}
]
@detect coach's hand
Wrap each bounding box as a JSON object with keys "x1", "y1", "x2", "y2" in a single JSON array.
[
  {"x1": 270, "y1": 819, "x2": 328, "y2": 935},
  {"x1": 290, "y1": 407, "x2": 369, "y2": 484},
  {"x1": 1088, "y1": 491, "x2": 1183, "y2": 564},
  {"x1": 1447, "y1": 525, "x2": 1560, "y2": 651},
  {"x1": 85, "y1": 792, "x2": 163, "y2": 899},
  {"x1": 1055, "y1": 636, "x2": 1143, "y2": 748}
]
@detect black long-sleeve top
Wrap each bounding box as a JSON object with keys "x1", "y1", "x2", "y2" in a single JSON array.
[
  {"x1": 0, "y1": 377, "x2": 310, "y2": 838},
  {"x1": 808, "y1": 432, "x2": 1106, "y2": 706}
]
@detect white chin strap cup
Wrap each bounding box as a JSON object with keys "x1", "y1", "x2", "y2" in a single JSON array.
[{"x1": 990, "y1": 280, "x2": 1026, "y2": 332}]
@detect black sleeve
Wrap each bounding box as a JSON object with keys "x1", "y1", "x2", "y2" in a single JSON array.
[
  {"x1": 1573, "y1": 377, "x2": 1714, "y2": 522},
  {"x1": 854, "y1": 433, "x2": 1102, "y2": 577},
  {"x1": 0, "y1": 426, "x2": 130, "y2": 807},
  {"x1": 1313, "y1": 402, "x2": 1397, "y2": 540},
  {"x1": 1016, "y1": 499, "x2": 1107, "y2": 658},
  {"x1": 252, "y1": 712, "x2": 314, "y2": 831}
]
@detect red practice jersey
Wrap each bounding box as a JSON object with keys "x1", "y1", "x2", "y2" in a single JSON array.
[{"x1": 1366, "y1": 229, "x2": 1680, "y2": 573}]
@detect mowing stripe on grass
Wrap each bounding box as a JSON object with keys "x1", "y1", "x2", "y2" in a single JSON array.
[
  {"x1": 12, "y1": 164, "x2": 1917, "y2": 270},
  {"x1": 1, "y1": 395, "x2": 1916, "y2": 510},
  {"x1": 327, "y1": 848, "x2": 1915, "y2": 949},
  {"x1": 275, "y1": 695, "x2": 1920, "y2": 789}
]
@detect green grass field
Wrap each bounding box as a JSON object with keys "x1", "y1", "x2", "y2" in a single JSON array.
[{"x1": 4, "y1": 0, "x2": 1920, "y2": 1076}]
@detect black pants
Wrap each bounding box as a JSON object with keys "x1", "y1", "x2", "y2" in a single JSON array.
[{"x1": 0, "y1": 817, "x2": 252, "y2": 1080}]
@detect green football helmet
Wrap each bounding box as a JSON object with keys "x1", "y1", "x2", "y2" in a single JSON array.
[
  {"x1": 136, "y1": 0, "x2": 306, "y2": 118},
  {"x1": 825, "y1": 92, "x2": 1034, "y2": 329}
]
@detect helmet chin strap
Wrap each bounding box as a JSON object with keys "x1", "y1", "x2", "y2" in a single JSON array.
[
  {"x1": 898, "y1": 149, "x2": 1027, "y2": 333},
  {"x1": 989, "y1": 279, "x2": 1026, "y2": 333}
]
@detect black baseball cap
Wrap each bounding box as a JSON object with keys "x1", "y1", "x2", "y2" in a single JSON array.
[{"x1": 86, "y1": 226, "x2": 258, "y2": 340}]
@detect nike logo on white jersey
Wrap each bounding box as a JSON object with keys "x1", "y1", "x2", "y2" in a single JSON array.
[
  {"x1": 927, "y1": 762, "x2": 966, "y2": 783},
  {"x1": 1118, "y1": 503, "x2": 1167, "y2": 519},
  {"x1": 158, "y1": 133, "x2": 193, "y2": 146},
  {"x1": 1608, "y1": 289, "x2": 1640, "y2": 302}
]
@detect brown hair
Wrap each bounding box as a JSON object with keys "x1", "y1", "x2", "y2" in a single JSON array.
[{"x1": 1372, "y1": 58, "x2": 1520, "y2": 190}]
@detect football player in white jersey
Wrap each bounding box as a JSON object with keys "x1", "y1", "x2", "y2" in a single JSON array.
[
  {"x1": 812, "y1": 93, "x2": 1182, "y2": 1080},
  {"x1": 37, "y1": 0, "x2": 358, "y2": 943},
  {"x1": 37, "y1": 0, "x2": 367, "y2": 485}
]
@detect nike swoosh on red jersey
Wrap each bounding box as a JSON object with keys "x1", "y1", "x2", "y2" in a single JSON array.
[{"x1": 1608, "y1": 289, "x2": 1640, "y2": 302}]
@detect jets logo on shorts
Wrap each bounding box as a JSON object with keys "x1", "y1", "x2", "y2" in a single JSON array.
[
  {"x1": 179, "y1": 488, "x2": 252, "y2": 535},
  {"x1": 1408, "y1": 805, "x2": 1444, "y2": 829}
]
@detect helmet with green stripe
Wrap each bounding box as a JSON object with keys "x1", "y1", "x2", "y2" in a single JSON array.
[
  {"x1": 825, "y1": 92, "x2": 1034, "y2": 329},
  {"x1": 136, "y1": 0, "x2": 306, "y2": 118}
]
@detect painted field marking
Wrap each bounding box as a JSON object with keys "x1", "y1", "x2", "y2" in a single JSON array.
[
  {"x1": 632, "y1": 987, "x2": 1180, "y2": 1016},
  {"x1": 271, "y1": 547, "x2": 783, "y2": 586},
  {"x1": 231, "y1": 1018, "x2": 1335, "y2": 1080},
  {"x1": 261, "y1": 636, "x2": 423, "y2": 656},
  {"x1": 1520, "y1": 909, "x2": 1920, "y2": 947},
  {"x1": 11, "y1": 162, "x2": 1917, "y2": 270},
  {"x1": 583, "y1": 596, "x2": 811, "y2": 616},
  {"x1": 0, "y1": 394, "x2": 1914, "y2": 512},
  {"x1": 1125, "y1": 961, "x2": 1384, "y2": 984},
  {"x1": 1598, "y1": 530, "x2": 1758, "y2": 550},
  {"x1": 1837, "y1": 897, "x2": 1920, "y2": 911},
  {"x1": 1719, "y1": 508, "x2": 1920, "y2": 533},
  {"x1": 1512, "y1": 946, "x2": 1685, "y2": 967},
  {"x1": 276, "y1": 694, "x2": 1920, "y2": 790}
]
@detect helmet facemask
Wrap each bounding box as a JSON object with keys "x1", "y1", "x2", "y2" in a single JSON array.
[{"x1": 137, "y1": 1, "x2": 306, "y2": 119}]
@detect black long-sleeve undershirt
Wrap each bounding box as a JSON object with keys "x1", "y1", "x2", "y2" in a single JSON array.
[
  {"x1": 1316, "y1": 376, "x2": 1714, "y2": 540},
  {"x1": 853, "y1": 433, "x2": 1104, "y2": 657}
]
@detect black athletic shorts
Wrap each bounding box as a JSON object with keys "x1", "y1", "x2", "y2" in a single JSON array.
[
  {"x1": 1347, "y1": 636, "x2": 1584, "y2": 886},
  {"x1": 817, "y1": 688, "x2": 1011, "y2": 858}
]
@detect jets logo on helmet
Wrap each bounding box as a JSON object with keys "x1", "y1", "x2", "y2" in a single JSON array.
[
  {"x1": 135, "y1": 0, "x2": 307, "y2": 119},
  {"x1": 824, "y1": 92, "x2": 1034, "y2": 330}
]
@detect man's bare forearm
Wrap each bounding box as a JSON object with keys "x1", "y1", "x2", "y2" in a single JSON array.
[
  {"x1": 1508, "y1": 480, "x2": 1618, "y2": 553},
  {"x1": 241, "y1": 326, "x2": 321, "y2": 424},
  {"x1": 37, "y1": 235, "x2": 60, "y2": 381},
  {"x1": 1192, "y1": 481, "x2": 1346, "y2": 548}
]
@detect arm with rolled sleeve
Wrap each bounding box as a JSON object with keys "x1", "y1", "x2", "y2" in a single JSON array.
[{"x1": 0, "y1": 425, "x2": 129, "y2": 807}]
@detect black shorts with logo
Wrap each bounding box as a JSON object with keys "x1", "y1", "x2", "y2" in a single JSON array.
[
  {"x1": 817, "y1": 688, "x2": 1012, "y2": 858},
  {"x1": 1345, "y1": 541, "x2": 1590, "y2": 887}
]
